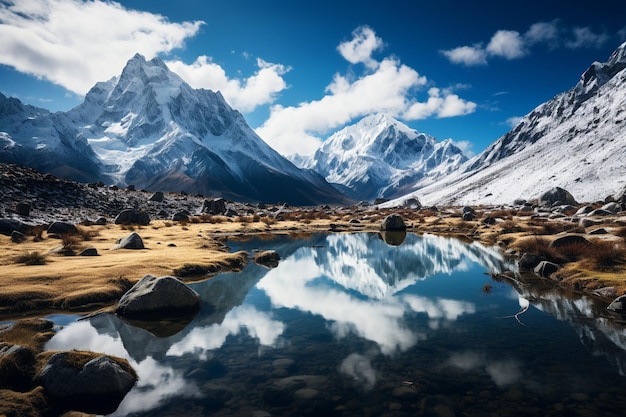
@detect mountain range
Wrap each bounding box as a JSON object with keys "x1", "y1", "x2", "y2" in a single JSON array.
[
  {"x1": 384, "y1": 41, "x2": 626, "y2": 206},
  {"x1": 0, "y1": 54, "x2": 348, "y2": 206},
  {"x1": 2, "y1": 42, "x2": 626, "y2": 207}
]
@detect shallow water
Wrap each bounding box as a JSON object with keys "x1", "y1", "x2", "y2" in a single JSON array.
[{"x1": 45, "y1": 232, "x2": 626, "y2": 416}]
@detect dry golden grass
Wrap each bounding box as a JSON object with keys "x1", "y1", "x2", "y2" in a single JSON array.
[
  {"x1": 0, "y1": 386, "x2": 49, "y2": 417},
  {"x1": 0, "y1": 221, "x2": 256, "y2": 315},
  {"x1": 0, "y1": 319, "x2": 55, "y2": 352},
  {"x1": 2, "y1": 208, "x2": 626, "y2": 316}
]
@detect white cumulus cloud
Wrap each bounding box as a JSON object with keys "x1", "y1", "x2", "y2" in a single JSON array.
[
  {"x1": 442, "y1": 21, "x2": 610, "y2": 66},
  {"x1": 0, "y1": 0, "x2": 203, "y2": 95},
  {"x1": 440, "y1": 45, "x2": 488, "y2": 66},
  {"x1": 166, "y1": 56, "x2": 290, "y2": 112},
  {"x1": 337, "y1": 25, "x2": 384, "y2": 69},
  {"x1": 486, "y1": 30, "x2": 526, "y2": 59},
  {"x1": 257, "y1": 26, "x2": 476, "y2": 156}
]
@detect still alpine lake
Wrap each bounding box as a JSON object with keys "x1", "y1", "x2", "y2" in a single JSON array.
[{"x1": 46, "y1": 232, "x2": 626, "y2": 416}]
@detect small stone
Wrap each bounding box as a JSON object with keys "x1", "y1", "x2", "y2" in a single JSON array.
[
  {"x1": 78, "y1": 248, "x2": 99, "y2": 256},
  {"x1": 10, "y1": 230, "x2": 27, "y2": 243}
]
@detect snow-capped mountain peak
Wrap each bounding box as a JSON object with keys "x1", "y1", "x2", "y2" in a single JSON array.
[
  {"x1": 1, "y1": 54, "x2": 349, "y2": 205},
  {"x1": 386, "y1": 41, "x2": 626, "y2": 206},
  {"x1": 301, "y1": 113, "x2": 467, "y2": 201}
]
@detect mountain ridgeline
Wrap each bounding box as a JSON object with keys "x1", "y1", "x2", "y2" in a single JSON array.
[
  {"x1": 2, "y1": 41, "x2": 626, "y2": 207},
  {"x1": 0, "y1": 54, "x2": 349, "y2": 206},
  {"x1": 387, "y1": 41, "x2": 626, "y2": 206}
]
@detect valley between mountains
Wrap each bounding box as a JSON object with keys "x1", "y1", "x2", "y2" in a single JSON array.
[{"x1": 1, "y1": 41, "x2": 626, "y2": 315}]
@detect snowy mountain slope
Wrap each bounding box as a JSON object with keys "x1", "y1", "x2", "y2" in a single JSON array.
[
  {"x1": 299, "y1": 113, "x2": 467, "y2": 201},
  {"x1": 0, "y1": 93, "x2": 103, "y2": 182},
  {"x1": 385, "y1": 42, "x2": 626, "y2": 207},
  {"x1": 0, "y1": 54, "x2": 349, "y2": 205}
]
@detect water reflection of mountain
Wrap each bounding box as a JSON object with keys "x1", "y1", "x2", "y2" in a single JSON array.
[
  {"x1": 312, "y1": 233, "x2": 510, "y2": 299},
  {"x1": 509, "y1": 281, "x2": 626, "y2": 376}
]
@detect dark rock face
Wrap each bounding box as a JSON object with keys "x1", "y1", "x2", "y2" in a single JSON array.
[
  {"x1": 37, "y1": 352, "x2": 136, "y2": 415},
  {"x1": 0, "y1": 218, "x2": 29, "y2": 236},
  {"x1": 15, "y1": 202, "x2": 31, "y2": 216},
  {"x1": 114, "y1": 209, "x2": 150, "y2": 225},
  {"x1": 172, "y1": 211, "x2": 190, "y2": 222},
  {"x1": 203, "y1": 198, "x2": 227, "y2": 215},
  {"x1": 116, "y1": 275, "x2": 201, "y2": 318},
  {"x1": 539, "y1": 187, "x2": 578, "y2": 206},
  {"x1": 149, "y1": 191, "x2": 164, "y2": 202},
  {"x1": 380, "y1": 213, "x2": 407, "y2": 231},
  {"x1": 112, "y1": 232, "x2": 144, "y2": 250},
  {"x1": 254, "y1": 250, "x2": 281, "y2": 268}
]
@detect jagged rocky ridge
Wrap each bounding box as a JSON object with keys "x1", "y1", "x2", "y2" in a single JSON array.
[
  {"x1": 297, "y1": 113, "x2": 467, "y2": 201},
  {"x1": 0, "y1": 54, "x2": 349, "y2": 206},
  {"x1": 387, "y1": 41, "x2": 626, "y2": 206}
]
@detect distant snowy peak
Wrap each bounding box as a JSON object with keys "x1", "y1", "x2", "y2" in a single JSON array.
[{"x1": 303, "y1": 113, "x2": 467, "y2": 201}]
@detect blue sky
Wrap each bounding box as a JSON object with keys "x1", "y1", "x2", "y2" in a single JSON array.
[{"x1": 1, "y1": 0, "x2": 625, "y2": 157}]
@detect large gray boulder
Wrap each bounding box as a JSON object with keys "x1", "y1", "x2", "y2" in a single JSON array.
[
  {"x1": 114, "y1": 209, "x2": 150, "y2": 225},
  {"x1": 380, "y1": 213, "x2": 407, "y2": 231},
  {"x1": 37, "y1": 352, "x2": 136, "y2": 415},
  {"x1": 539, "y1": 187, "x2": 578, "y2": 206},
  {"x1": 116, "y1": 275, "x2": 201, "y2": 318},
  {"x1": 112, "y1": 232, "x2": 144, "y2": 250},
  {"x1": 47, "y1": 221, "x2": 79, "y2": 235}
]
